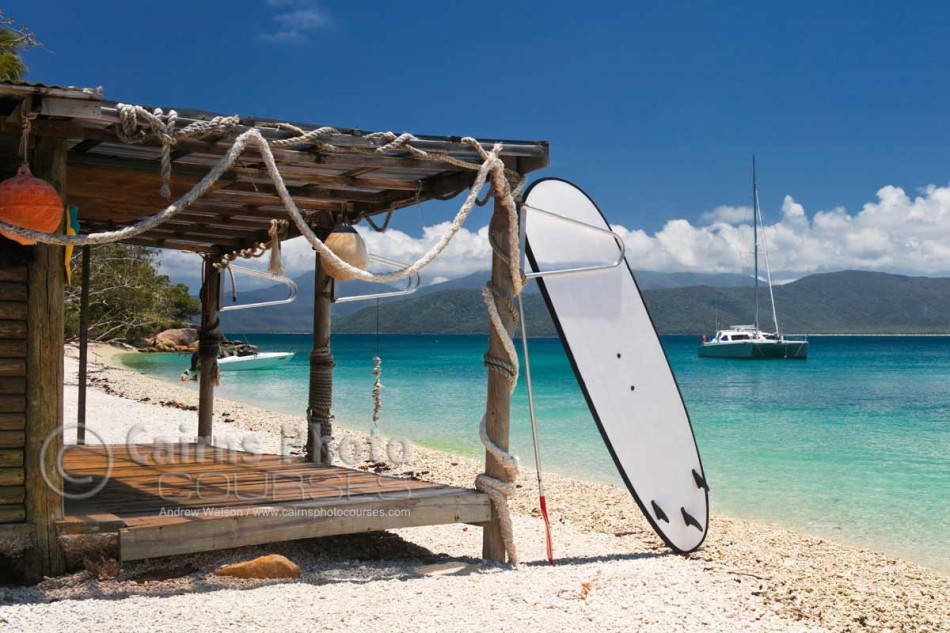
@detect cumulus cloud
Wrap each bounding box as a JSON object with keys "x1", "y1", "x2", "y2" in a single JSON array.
[
  {"x1": 158, "y1": 182, "x2": 950, "y2": 290},
  {"x1": 700, "y1": 205, "x2": 752, "y2": 225},
  {"x1": 613, "y1": 184, "x2": 950, "y2": 276},
  {"x1": 259, "y1": 0, "x2": 330, "y2": 44}
]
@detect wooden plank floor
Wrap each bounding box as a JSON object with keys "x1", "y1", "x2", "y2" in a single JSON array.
[{"x1": 58, "y1": 444, "x2": 491, "y2": 561}]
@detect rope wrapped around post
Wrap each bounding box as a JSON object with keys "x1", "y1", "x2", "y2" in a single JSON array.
[
  {"x1": 197, "y1": 319, "x2": 222, "y2": 387},
  {"x1": 471, "y1": 144, "x2": 527, "y2": 565},
  {"x1": 307, "y1": 346, "x2": 335, "y2": 464}
]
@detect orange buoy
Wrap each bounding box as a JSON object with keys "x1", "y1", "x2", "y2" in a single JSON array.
[
  {"x1": 0, "y1": 165, "x2": 63, "y2": 245},
  {"x1": 323, "y1": 225, "x2": 368, "y2": 281}
]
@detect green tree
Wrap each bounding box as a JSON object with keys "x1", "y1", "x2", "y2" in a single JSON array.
[
  {"x1": 65, "y1": 244, "x2": 200, "y2": 345},
  {"x1": 0, "y1": 11, "x2": 40, "y2": 81}
]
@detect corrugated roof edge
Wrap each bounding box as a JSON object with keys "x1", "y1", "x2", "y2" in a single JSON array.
[{"x1": 0, "y1": 80, "x2": 103, "y2": 100}]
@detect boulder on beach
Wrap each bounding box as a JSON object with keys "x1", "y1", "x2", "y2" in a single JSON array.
[
  {"x1": 145, "y1": 327, "x2": 198, "y2": 352},
  {"x1": 213, "y1": 554, "x2": 302, "y2": 580}
]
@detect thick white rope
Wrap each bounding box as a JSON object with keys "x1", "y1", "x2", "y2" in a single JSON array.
[
  {"x1": 475, "y1": 285, "x2": 521, "y2": 564},
  {"x1": 0, "y1": 120, "x2": 522, "y2": 290}
]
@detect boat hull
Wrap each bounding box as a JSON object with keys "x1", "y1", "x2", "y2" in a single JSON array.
[
  {"x1": 698, "y1": 341, "x2": 807, "y2": 359},
  {"x1": 217, "y1": 352, "x2": 295, "y2": 371}
]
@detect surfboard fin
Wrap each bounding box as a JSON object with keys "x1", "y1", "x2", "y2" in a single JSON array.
[
  {"x1": 681, "y1": 507, "x2": 704, "y2": 532},
  {"x1": 651, "y1": 500, "x2": 669, "y2": 523},
  {"x1": 692, "y1": 469, "x2": 709, "y2": 491}
]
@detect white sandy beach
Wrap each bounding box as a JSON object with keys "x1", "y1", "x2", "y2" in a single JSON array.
[{"x1": 0, "y1": 344, "x2": 947, "y2": 632}]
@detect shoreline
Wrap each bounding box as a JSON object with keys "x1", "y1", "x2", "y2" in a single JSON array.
[
  {"x1": 3, "y1": 342, "x2": 945, "y2": 632},
  {"x1": 118, "y1": 339, "x2": 950, "y2": 571},
  {"x1": 224, "y1": 331, "x2": 950, "y2": 337}
]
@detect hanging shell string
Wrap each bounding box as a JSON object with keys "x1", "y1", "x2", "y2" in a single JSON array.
[
  {"x1": 371, "y1": 356, "x2": 383, "y2": 426},
  {"x1": 372, "y1": 298, "x2": 383, "y2": 427},
  {"x1": 213, "y1": 219, "x2": 288, "y2": 271}
]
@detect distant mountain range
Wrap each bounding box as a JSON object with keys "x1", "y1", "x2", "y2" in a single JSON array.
[
  {"x1": 220, "y1": 270, "x2": 950, "y2": 336},
  {"x1": 219, "y1": 269, "x2": 750, "y2": 333}
]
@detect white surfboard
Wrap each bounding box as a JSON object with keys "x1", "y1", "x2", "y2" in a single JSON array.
[{"x1": 524, "y1": 178, "x2": 709, "y2": 553}]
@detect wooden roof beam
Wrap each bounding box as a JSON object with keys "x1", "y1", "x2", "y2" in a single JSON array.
[
  {"x1": 79, "y1": 221, "x2": 250, "y2": 248},
  {"x1": 40, "y1": 99, "x2": 550, "y2": 161},
  {"x1": 132, "y1": 238, "x2": 219, "y2": 255},
  {"x1": 220, "y1": 180, "x2": 388, "y2": 204},
  {"x1": 70, "y1": 139, "x2": 101, "y2": 154}
]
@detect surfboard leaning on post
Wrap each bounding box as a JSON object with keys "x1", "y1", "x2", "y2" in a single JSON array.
[{"x1": 522, "y1": 177, "x2": 709, "y2": 553}]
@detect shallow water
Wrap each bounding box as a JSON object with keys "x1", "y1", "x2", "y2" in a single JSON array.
[{"x1": 121, "y1": 334, "x2": 950, "y2": 573}]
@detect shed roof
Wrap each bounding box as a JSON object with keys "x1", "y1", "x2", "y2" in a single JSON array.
[{"x1": 0, "y1": 82, "x2": 549, "y2": 255}]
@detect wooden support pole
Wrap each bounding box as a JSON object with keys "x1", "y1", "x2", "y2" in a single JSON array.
[
  {"x1": 306, "y1": 253, "x2": 335, "y2": 463},
  {"x1": 197, "y1": 258, "x2": 222, "y2": 443},
  {"x1": 76, "y1": 246, "x2": 90, "y2": 445},
  {"x1": 482, "y1": 197, "x2": 518, "y2": 563},
  {"x1": 23, "y1": 136, "x2": 67, "y2": 582}
]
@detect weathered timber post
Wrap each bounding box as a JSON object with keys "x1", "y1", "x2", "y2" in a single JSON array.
[
  {"x1": 76, "y1": 245, "x2": 90, "y2": 445},
  {"x1": 23, "y1": 136, "x2": 67, "y2": 581},
  {"x1": 197, "y1": 258, "x2": 222, "y2": 443},
  {"x1": 482, "y1": 196, "x2": 518, "y2": 563},
  {"x1": 306, "y1": 252, "x2": 335, "y2": 464}
]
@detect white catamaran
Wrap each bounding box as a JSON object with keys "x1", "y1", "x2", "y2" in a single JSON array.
[{"x1": 698, "y1": 157, "x2": 808, "y2": 360}]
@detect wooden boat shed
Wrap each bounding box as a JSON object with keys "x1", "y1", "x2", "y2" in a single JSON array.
[{"x1": 0, "y1": 82, "x2": 549, "y2": 582}]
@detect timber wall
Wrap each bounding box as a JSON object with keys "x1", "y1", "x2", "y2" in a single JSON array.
[{"x1": 0, "y1": 250, "x2": 26, "y2": 525}]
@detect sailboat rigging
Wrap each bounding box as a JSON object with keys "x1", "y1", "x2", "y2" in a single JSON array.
[{"x1": 698, "y1": 156, "x2": 808, "y2": 360}]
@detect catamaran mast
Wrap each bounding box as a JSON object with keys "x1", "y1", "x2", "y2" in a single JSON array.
[
  {"x1": 756, "y1": 183, "x2": 781, "y2": 335},
  {"x1": 753, "y1": 154, "x2": 759, "y2": 332}
]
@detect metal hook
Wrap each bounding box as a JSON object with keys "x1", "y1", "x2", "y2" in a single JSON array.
[
  {"x1": 219, "y1": 264, "x2": 298, "y2": 312},
  {"x1": 332, "y1": 255, "x2": 422, "y2": 304},
  {"x1": 520, "y1": 202, "x2": 626, "y2": 279}
]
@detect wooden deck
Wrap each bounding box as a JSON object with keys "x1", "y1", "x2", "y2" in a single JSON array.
[{"x1": 58, "y1": 444, "x2": 490, "y2": 561}]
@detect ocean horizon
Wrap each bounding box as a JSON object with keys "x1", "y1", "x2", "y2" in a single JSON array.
[{"x1": 120, "y1": 334, "x2": 950, "y2": 574}]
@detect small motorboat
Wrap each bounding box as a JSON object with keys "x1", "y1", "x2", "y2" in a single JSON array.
[{"x1": 216, "y1": 350, "x2": 294, "y2": 371}]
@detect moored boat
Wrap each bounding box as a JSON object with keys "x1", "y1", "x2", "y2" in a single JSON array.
[
  {"x1": 698, "y1": 157, "x2": 808, "y2": 360},
  {"x1": 699, "y1": 326, "x2": 807, "y2": 359},
  {"x1": 216, "y1": 350, "x2": 294, "y2": 371}
]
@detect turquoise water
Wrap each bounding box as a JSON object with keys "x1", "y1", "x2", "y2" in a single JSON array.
[{"x1": 121, "y1": 335, "x2": 950, "y2": 573}]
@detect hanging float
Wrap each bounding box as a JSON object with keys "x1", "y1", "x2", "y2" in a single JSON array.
[
  {"x1": 323, "y1": 225, "x2": 369, "y2": 281},
  {"x1": 0, "y1": 165, "x2": 63, "y2": 245}
]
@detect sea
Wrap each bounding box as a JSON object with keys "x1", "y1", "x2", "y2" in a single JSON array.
[{"x1": 120, "y1": 334, "x2": 950, "y2": 574}]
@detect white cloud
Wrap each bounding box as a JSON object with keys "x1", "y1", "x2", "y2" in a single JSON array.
[
  {"x1": 700, "y1": 205, "x2": 752, "y2": 225},
  {"x1": 613, "y1": 184, "x2": 950, "y2": 275},
  {"x1": 158, "y1": 181, "x2": 950, "y2": 291},
  {"x1": 259, "y1": 0, "x2": 329, "y2": 44}
]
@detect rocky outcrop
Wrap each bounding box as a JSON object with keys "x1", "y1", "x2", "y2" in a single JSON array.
[{"x1": 144, "y1": 327, "x2": 198, "y2": 352}]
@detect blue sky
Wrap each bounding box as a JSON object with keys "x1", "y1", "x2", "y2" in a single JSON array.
[{"x1": 18, "y1": 1, "x2": 950, "y2": 282}]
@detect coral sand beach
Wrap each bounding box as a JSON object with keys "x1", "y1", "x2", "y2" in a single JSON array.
[{"x1": 0, "y1": 344, "x2": 946, "y2": 633}]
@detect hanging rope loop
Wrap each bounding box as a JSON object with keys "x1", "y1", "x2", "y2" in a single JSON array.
[{"x1": 18, "y1": 111, "x2": 37, "y2": 167}]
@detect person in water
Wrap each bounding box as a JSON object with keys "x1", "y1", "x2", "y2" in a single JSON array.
[{"x1": 182, "y1": 352, "x2": 200, "y2": 381}]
